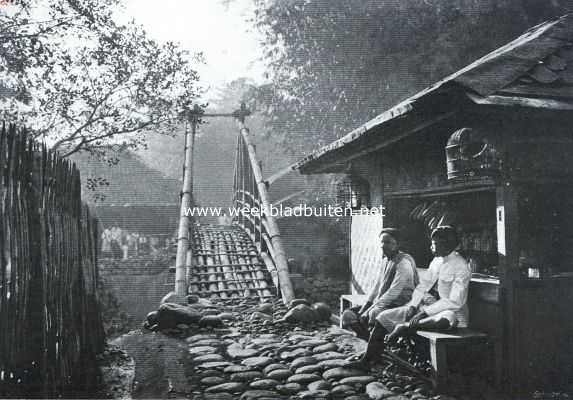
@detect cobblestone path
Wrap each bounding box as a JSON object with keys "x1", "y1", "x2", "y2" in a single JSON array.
[{"x1": 114, "y1": 296, "x2": 460, "y2": 400}]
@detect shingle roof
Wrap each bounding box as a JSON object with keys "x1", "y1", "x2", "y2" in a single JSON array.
[{"x1": 295, "y1": 14, "x2": 573, "y2": 174}]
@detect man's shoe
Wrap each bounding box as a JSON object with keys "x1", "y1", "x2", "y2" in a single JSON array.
[{"x1": 386, "y1": 323, "x2": 410, "y2": 343}]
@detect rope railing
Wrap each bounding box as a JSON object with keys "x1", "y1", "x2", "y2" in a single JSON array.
[{"x1": 231, "y1": 120, "x2": 295, "y2": 304}]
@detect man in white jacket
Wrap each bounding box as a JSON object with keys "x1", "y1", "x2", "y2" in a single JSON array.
[{"x1": 350, "y1": 225, "x2": 471, "y2": 367}]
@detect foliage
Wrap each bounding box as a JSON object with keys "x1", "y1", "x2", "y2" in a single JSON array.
[
  {"x1": 250, "y1": 0, "x2": 571, "y2": 156},
  {"x1": 0, "y1": 0, "x2": 204, "y2": 159}
]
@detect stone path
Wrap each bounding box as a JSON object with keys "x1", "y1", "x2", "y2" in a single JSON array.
[{"x1": 116, "y1": 296, "x2": 450, "y2": 400}]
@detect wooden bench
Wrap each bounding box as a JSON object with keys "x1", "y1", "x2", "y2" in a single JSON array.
[{"x1": 416, "y1": 328, "x2": 488, "y2": 389}]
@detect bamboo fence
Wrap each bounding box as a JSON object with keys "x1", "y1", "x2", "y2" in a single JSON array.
[{"x1": 0, "y1": 124, "x2": 104, "y2": 398}]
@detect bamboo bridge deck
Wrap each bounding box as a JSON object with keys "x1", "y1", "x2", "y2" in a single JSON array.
[{"x1": 187, "y1": 224, "x2": 276, "y2": 299}]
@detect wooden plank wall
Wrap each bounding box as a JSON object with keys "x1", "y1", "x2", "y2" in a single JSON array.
[{"x1": 0, "y1": 124, "x2": 104, "y2": 398}]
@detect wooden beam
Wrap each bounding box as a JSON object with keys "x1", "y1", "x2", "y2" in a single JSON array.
[
  {"x1": 272, "y1": 190, "x2": 306, "y2": 207},
  {"x1": 265, "y1": 162, "x2": 299, "y2": 186},
  {"x1": 468, "y1": 92, "x2": 573, "y2": 110}
]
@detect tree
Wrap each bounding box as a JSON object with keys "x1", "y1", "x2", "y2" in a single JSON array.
[
  {"x1": 0, "y1": 0, "x2": 204, "y2": 159},
  {"x1": 249, "y1": 0, "x2": 571, "y2": 156}
]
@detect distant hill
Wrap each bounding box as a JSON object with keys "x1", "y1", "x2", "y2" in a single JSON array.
[{"x1": 70, "y1": 152, "x2": 180, "y2": 236}]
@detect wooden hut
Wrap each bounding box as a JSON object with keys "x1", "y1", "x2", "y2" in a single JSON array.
[{"x1": 294, "y1": 14, "x2": 573, "y2": 393}]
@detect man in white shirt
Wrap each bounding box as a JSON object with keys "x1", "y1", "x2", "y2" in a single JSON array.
[
  {"x1": 342, "y1": 227, "x2": 419, "y2": 340},
  {"x1": 350, "y1": 225, "x2": 471, "y2": 367}
]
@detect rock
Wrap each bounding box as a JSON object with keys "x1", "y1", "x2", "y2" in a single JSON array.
[
  {"x1": 156, "y1": 303, "x2": 202, "y2": 328},
  {"x1": 249, "y1": 379, "x2": 281, "y2": 390},
  {"x1": 227, "y1": 343, "x2": 260, "y2": 359},
  {"x1": 201, "y1": 376, "x2": 227, "y2": 386},
  {"x1": 188, "y1": 346, "x2": 218, "y2": 356},
  {"x1": 250, "y1": 312, "x2": 273, "y2": 321},
  {"x1": 280, "y1": 348, "x2": 312, "y2": 361},
  {"x1": 331, "y1": 384, "x2": 356, "y2": 395},
  {"x1": 284, "y1": 305, "x2": 318, "y2": 323},
  {"x1": 299, "y1": 390, "x2": 330, "y2": 399},
  {"x1": 323, "y1": 367, "x2": 364, "y2": 381},
  {"x1": 294, "y1": 339, "x2": 328, "y2": 349},
  {"x1": 240, "y1": 390, "x2": 280, "y2": 400},
  {"x1": 366, "y1": 382, "x2": 395, "y2": 400},
  {"x1": 146, "y1": 310, "x2": 159, "y2": 325},
  {"x1": 204, "y1": 394, "x2": 234, "y2": 400},
  {"x1": 242, "y1": 357, "x2": 274, "y2": 368},
  {"x1": 218, "y1": 312, "x2": 235, "y2": 321},
  {"x1": 290, "y1": 356, "x2": 318, "y2": 370},
  {"x1": 196, "y1": 361, "x2": 233, "y2": 370},
  {"x1": 288, "y1": 298, "x2": 311, "y2": 309},
  {"x1": 316, "y1": 359, "x2": 350, "y2": 370},
  {"x1": 287, "y1": 373, "x2": 322, "y2": 384},
  {"x1": 257, "y1": 303, "x2": 274, "y2": 315},
  {"x1": 251, "y1": 338, "x2": 281, "y2": 346},
  {"x1": 205, "y1": 382, "x2": 245, "y2": 393},
  {"x1": 295, "y1": 364, "x2": 322, "y2": 375},
  {"x1": 224, "y1": 365, "x2": 255, "y2": 373},
  {"x1": 313, "y1": 343, "x2": 338, "y2": 353},
  {"x1": 161, "y1": 291, "x2": 187, "y2": 305},
  {"x1": 200, "y1": 315, "x2": 225, "y2": 328},
  {"x1": 186, "y1": 334, "x2": 218, "y2": 343},
  {"x1": 266, "y1": 369, "x2": 292, "y2": 380},
  {"x1": 313, "y1": 351, "x2": 346, "y2": 361},
  {"x1": 312, "y1": 302, "x2": 332, "y2": 321},
  {"x1": 308, "y1": 380, "x2": 331, "y2": 391},
  {"x1": 230, "y1": 371, "x2": 264, "y2": 382},
  {"x1": 276, "y1": 383, "x2": 303, "y2": 395},
  {"x1": 187, "y1": 294, "x2": 200, "y2": 304},
  {"x1": 263, "y1": 363, "x2": 289, "y2": 374},
  {"x1": 193, "y1": 354, "x2": 224, "y2": 363},
  {"x1": 339, "y1": 376, "x2": 376, "y2": 385},
  {"x1": 259, "y1": 333, "x2": 281, "y2": 340},
  {"x1": 385, "y1": 396, "x2": 409, "y2": 400},
  {"x1": 198, "y1": 370, "x2": 223, "y2": 379},
  {"x1": 333, "y1": 334, "x2": 367, "y2": 355},
  {"x1": 192, "y1": 339, "x2": 223, "y2": 347},
  {"x1": 288, "y1": 334, "x2": 316, "y2": 342}
]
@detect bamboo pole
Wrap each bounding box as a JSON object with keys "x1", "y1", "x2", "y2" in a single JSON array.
[
  {"x1": 174, "y1": 107, "x2": 200, "y2": 296},
  {"x1": 236, "y1": 119, "x2": 295, "y2": 304}
]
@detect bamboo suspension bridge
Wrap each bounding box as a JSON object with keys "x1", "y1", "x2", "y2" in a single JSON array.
[{"x1": 172, "y1": 104, "x2": 296, "y2": 305}]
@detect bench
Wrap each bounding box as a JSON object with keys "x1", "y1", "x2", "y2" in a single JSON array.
[
  {"x1": 338, "y1": 294, "x2": 490, "y2": 389},
  {"x1": 416, "y1": 328, "x2": 488, "y2": 389}
]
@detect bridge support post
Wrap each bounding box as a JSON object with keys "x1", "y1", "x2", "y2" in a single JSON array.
[
  {"x1": 174, "y1": 106, "x2": 200, "y2": 297},
  {"x1": 237, "y1": 119, "x2": 295, "y2": 304}
]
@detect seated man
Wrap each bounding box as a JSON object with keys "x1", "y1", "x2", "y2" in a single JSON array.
[
  {"x1": 341, "y1": 227, "x2": 419, "y2": 340},
  {"x1": 351, "y1": 225, "x2": 471, "y2": 367}
]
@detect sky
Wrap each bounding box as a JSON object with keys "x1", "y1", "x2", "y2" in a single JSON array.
[{"x1": 121, "y1": 0, "x2": 266, "y2": 99}]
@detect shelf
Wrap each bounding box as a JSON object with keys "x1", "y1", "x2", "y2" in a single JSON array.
[{"x1": 385, "y1": 181, "x2": 495, "y2": 199}]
